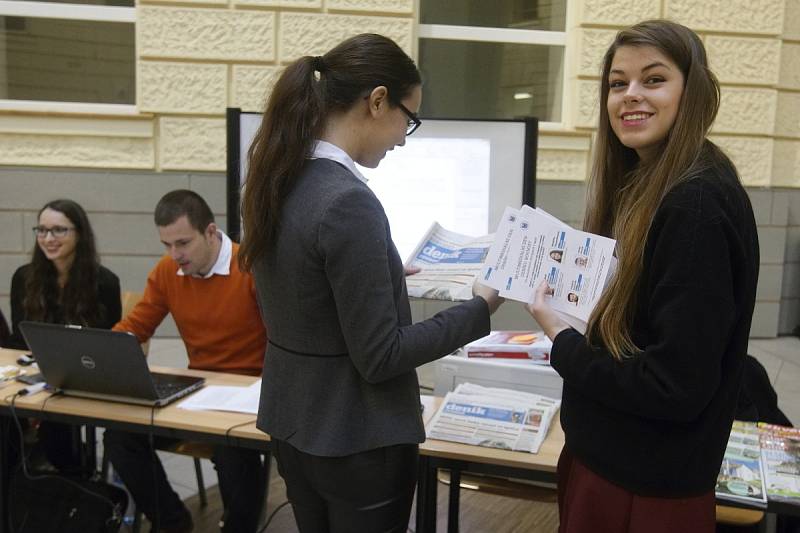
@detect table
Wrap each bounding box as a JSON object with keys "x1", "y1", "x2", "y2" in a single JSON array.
[
  {"x1": 415, "y1": 397, "x2": 800, "y2": 533},
  {"x1": 415, "y1": 396, "x2": 562, "y2": 533},
  {"x1": 0, "y1": 348, "x2": 268, "y2": 533},
  {"x1": 3, "y1": 348, "x2": 795, "y2": 533}
]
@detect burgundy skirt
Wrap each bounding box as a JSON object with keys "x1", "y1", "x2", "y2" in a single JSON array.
[{"x1": 557, "y1": 447, "x2": 716, "y2": 533}]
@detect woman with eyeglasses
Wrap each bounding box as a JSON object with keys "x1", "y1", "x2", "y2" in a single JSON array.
[
  {"x1": 238, "y1": 33, "x2": 503, "y2": 533},
  {"x1": 9, "y1": 199, "x2": 120, "y2": 473}
]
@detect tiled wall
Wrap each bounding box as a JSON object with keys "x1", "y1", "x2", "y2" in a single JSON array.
[
  {"x1": 3, "y1": 169, "x2": 797, "y2": 338},
  {"x1": 0, "y1": 167, "x2": 228, "y2": 337},
  {"x1": 573, "y1": 0, "x2": 800, "y2": 188}
]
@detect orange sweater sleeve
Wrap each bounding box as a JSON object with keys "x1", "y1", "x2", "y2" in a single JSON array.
[{"x1": 113, "y1": 258, "x2": 171, "y2": 343}]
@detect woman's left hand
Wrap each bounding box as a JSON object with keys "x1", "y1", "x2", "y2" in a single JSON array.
[{"x1": 526, "y1": 279, "x2": 570, "y2": 342}]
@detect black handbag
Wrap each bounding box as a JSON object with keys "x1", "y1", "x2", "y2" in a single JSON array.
[{"x1": 9, "y1": 472, "x2": 128, "y2": 533}]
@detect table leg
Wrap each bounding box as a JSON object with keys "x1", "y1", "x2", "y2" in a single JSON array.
[
  {"x1": 85, "y1": 425, "x2": 98, "y2": 471},
  {"x1": 447, "y1": 468, "x2": 461, "y2": 533},
  {"x1": 0, "y1": 417, "x2": 9, "y2": 533},
  {"x1": 416, "y1": 455, "x2": 437, "y2": 533}
]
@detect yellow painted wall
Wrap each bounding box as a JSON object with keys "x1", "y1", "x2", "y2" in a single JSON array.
[{"x1": 0, "y1": 0, "x2": 797, "y2": 187}]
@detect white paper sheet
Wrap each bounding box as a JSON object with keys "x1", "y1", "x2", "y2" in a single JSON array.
[{"x1": 177, "y1": 379, "x2": 261, "y2": 415}]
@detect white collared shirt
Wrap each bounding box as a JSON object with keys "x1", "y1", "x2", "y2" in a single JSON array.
[
  {"x1": 311, "y1": 140, "x2": 368, "y2": 184},
  {"x1": 177, "y1": 230, "x2": 232, "y2": 278}
]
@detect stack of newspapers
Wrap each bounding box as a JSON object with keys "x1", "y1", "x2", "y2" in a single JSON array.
[
  {"x1": 426, "y1": 383, "x2": 561, "y2": 454},
  {"x1": 403, "y1": 208, "x2": 616, "y2": 333},
  {"x1": 715, "y1": 421, "x2": 800, "y2": 508},
  {"x1": 716, "y1": 421, "x2": 768, "y2": 507},
  {"x1": 404, "y1": 222, "x2": 494, "y2": 302}
]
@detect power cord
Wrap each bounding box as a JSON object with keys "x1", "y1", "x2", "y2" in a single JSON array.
[
  {"x1": 220, "y1": 418, "x2": 271, "y2": 531},
  {"x1": 6, "y1": 391, "x2": 124, "y2": 532},
  {"x1": 148, "y1": 403, "x2": 161, "y2": 531},
  {"x1": 256, "y1": 500, "x2": 291, "y2": 533}
]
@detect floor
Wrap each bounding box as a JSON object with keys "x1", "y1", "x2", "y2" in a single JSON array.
[{"x1": 118, "y1": 335, "x2": 800, "y2": 532}]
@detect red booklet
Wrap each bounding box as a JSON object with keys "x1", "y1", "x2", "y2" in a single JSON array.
[{"x1": 464, "y1": 331, "x2": 551, "y2": 363}]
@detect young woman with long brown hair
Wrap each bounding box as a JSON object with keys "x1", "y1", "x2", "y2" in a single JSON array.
[
  {"x1": 9, "y1": 199, "x2": 121, "y2": 473},
  {"x1": 528, "y1": 20, "x2": 759, "y2": 532},
  {"x1": 239, "y1": 33, "x2": 502, "y2": 532}
]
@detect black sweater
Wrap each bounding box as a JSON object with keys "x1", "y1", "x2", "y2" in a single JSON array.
[
  {"x1": 8, "y1": 264, "x2": 121, "y2": 350},
  {"x1": 552, "y1": 164, "x2": 759, "y2": 497}
]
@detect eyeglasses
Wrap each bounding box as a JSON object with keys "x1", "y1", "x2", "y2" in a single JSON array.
[
  {"x1": 33, "y1": 225, "x2": 75, "y2": 238},
  {"x1": 397, "y1": 102, "x2": 422, "y2": 136}
]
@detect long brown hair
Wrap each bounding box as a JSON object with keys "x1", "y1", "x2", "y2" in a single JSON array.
[
  {"x1": 238, "y1": 33, "x2": 421, "y2": 271},
  {"x1": 584, "y1": 20, "x2": 736, "y2": 359},
  {"x1": 24, "y1": 199, "x2": 103, "y2": 325}
]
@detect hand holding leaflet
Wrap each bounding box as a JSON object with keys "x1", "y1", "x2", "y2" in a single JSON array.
[{"x1": 481, "y1": 206, "x2": 617, "y2": 333}]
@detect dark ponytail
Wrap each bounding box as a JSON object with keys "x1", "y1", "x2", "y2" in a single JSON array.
[{"x1": 238, "y1": 33, "x2": 420, "y2": 271}]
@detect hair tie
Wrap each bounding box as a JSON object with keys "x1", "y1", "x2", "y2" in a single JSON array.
[{"x1": 312, "y1": 56, "x2": 326, "y2": 73}]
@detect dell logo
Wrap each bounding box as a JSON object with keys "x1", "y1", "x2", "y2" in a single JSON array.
[{"x1": 80, "y1": 355, "x2": 96, "y2": 370}]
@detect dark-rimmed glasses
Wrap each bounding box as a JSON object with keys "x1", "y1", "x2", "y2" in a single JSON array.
[
  {"x1": 33, "y1": 225, "x2": 75, "y2": 238},
  {"x1": 397, "y1": 102, "x2": 422, "y2": 136}
]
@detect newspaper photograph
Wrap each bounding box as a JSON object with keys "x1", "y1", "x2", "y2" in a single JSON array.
[
  {"x1": 426, "y1": 383, "x2": 561, "y2": 454},
  {"x1": 404, "y1": 222, "x2": 493, "y2": 301}
]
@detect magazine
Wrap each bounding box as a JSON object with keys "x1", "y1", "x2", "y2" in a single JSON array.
[
  {"x1": 426, "y1": 382, "x2": 561, "y2": 454},
  {"x1": 716, "y1": 421, "x2": 768, "y2": 507},
  {"x1": 481, "y1": 206, "x2": 617, "y2": 333},
  {"x1": 759, "y1": 422, "x2": 800, "y2": 503},
  {"x1": 464, "y1": 330, "x2": 552, "y2": 363},
  {"x1": 404, "y1": 222, "x2": 494, "y2": 301}
]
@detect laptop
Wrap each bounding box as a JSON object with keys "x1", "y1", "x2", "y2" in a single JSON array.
[{"x1": 19, "y1": 321, "x2": 205, "y2": 407}]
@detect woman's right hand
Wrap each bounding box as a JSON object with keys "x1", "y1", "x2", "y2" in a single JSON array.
[{"x1": 472, "y1": 280, "x2": 504, "y2": 315}]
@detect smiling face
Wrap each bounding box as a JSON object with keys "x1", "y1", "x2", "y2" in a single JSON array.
[
  {"x1": 158, "y1": 215, "x2": 219, "y2": 277},
  {"x1": 357, "y1": 85, "x2": 422, "y2": 168},
  {"x1": 606, "y1": 45, "x2": 684, "y2": 161},
  {"x1": 37, "y1": 208, "x2": 78, "y2": 267}
]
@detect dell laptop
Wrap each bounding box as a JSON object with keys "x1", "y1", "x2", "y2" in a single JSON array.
[{"x1": 19, "y1": 321, "x2": 205, "y2": 407}]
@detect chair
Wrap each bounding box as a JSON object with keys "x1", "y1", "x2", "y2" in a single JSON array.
[
  {"x1": 437, "y1": 469, "x2": 557, "y2": 532},
  {"x1": 439, "y1": 472, "x2": 766, "y2": 531},
  {"x1": 121, "y1": 291, "x2": 150, "y2": 355},
  {"x1": 715, "y1": 505, "x2": 765, "y2": 530}
]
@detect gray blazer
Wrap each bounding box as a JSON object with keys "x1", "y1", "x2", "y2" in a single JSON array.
[{"x1": 254, "y1": 158, "x2": 490, "y2": 456}]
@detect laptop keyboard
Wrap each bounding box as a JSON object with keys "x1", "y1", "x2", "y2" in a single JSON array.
[{"x1": 154, "y1": 380, "x2": 189, "y2": 399}]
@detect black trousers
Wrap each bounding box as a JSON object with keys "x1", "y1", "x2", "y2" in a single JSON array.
[
  {"x1": 273, "y1": 439, "x2": 418, "y2": 533},
  {"x1": 104, "y1": 429, "x2": 267, "y2": 532},
  {"x1": 37, "y1": 421, "x2": 86, "y2": 474}
]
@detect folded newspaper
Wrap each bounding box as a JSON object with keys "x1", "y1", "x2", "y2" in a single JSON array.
[
  {"x1": 716, "y1": 421, "x2": 768, "y2": 507},
  {"x1": 759, "y1": 422, "x2": 800, "y2": 503},
  {"x1": 481, "y1": 206, "x2": 617, "y2": 333},
  {"x1": 404, "y1": 222, "x2": 494, "y2": 301},
  {"x1": 426, "y1": 383, "x2": 561, "y2": 454}
]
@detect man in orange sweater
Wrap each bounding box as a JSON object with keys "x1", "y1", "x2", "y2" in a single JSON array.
[{"x1": 104, "y1": 190, "x2": 267, "y2": 533}]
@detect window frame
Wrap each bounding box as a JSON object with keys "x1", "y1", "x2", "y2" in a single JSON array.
[
  {"x1": 417, "y1": 17, "x2": 568, "y2": 127},
  {"x1": 0, "y1": 0, "x2": 137, "y2": 113}
]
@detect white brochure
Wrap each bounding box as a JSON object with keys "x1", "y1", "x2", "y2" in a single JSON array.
[{"x1": 481, "y1": 206, "x2": 617, "y2": 333}]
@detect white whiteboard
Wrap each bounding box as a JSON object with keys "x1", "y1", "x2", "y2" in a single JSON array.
[{"x1": 228, "y1": 110, "x2": 536, "y2": 259}]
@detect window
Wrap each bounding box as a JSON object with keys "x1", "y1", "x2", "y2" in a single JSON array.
[
  {"x1": 0, "y1": 0, "x2": 135, "y2": 107},
  {"x1": 418, "y1": 0, "x2": 566, "y2": 123}
]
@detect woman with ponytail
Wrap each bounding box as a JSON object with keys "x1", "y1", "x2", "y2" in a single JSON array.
[
  {"x1": 528, "y1": 20, "x2": 759, "y2": 533},
  {"x1": 239, "y1": 33, "x2": 502, "y2": 532}
]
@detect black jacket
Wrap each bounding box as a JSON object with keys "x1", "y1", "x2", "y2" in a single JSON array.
[
  {"x1": 552, "y1": 161, "x2": 760, "y2": 496},
  {"x1": 9, "y1": 264, "x2": 121, "y2": 350}
]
